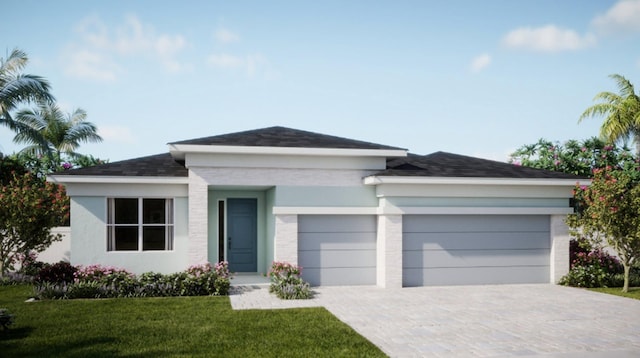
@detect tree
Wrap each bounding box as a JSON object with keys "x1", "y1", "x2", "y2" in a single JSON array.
[
  {"x1": 0, "y1": 48, "x2": 53, "y2": 135},
  {"x1": 509, "y1": 137, "x2": 637, "y2": 178},
  {"x1": 567, "y1": 167, "x2": 640, "y2": 292},
  {"x1": 579, "y1": 74, "x2": 640, "y2": 156},
  {"x1": 12, "y1": 101, "x2": 102, "y2": 171},
  {"x1": 0, "y1": 171, "x2": 69, "y2": 277}
]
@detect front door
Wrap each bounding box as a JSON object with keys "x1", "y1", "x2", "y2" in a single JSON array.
[{"x1": 227, "y1": 198, "x2": 257, "y2": 272}]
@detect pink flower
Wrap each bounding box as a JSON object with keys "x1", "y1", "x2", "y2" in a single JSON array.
[{"x1": 581, "y1": 147, "x2": 587, "y2": 152}]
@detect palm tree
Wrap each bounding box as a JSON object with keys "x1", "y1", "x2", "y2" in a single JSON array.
[
  {"x1": 13, "y1": 101, "x2": 102, "y2": 170},
  {"x1": 579, "y1": 74, "x2": 640, "y2": 156},
  {"x1": 0, "y1": 48, "x2": 54, "y2": 133}
]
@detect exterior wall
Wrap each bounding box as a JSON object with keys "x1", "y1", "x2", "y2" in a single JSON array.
[
  {"x1": 550, "y1": 215, "x2": 571, "y2": 283},
  {"x1": 188, "y1": 171, "x2": 209, "y2": 266},
  {"x1": 265, "y1": 188, "x2": 276, "y2": 270},
  {"x1": 273, "y1": 186, "x2": 378, "y2": 207},
  {"x1": 38, "y1": 227, "x2": 71, "y2": 264},
  {"x1": 69, "y1": 196, "x2": 189, "y2": 274},
  {"x1": 376, "y1": 215, "x2": 403, "y2": 288},
  {"x1": 274, "y1": 214, "x2": 298, "y2": 264}
]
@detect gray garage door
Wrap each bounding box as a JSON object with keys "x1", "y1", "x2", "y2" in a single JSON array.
[
  {"x1": 298, "y1": 215, "x2": 376, "y2": 286},
  {"x1": 403, "y1": 215, "x2": 550, "y2": 286}
]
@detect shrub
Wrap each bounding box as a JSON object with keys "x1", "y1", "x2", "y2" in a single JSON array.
[
  {"x1": 67, "y1": 281, "x2": 105, "y2": 299},
  {"x1": 0, "y1": 308, "x2": 15, "y2": 330},
  {"x1": 34, "y1": 282, "x2": 69, "y2": 299},
  {"x1": 268, "y1": 261, "x2": 312, "y2": 300},
  {"x1": 17, "y1": 251, "x2": 47, "y2": 276},
  {"x1": 560, "y1": 238, "x2": 624, "y2": 288},
  {"x1": 35, "y1": 261, "x2": 77, "y2": 284}
]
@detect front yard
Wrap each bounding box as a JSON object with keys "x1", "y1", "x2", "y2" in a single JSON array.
[
  {"x1": 0, "y1": 285, "x2": 385, "y2": 357},
  {"x1": 588, "y1": 287, "x2": 640, "y2": 300}
]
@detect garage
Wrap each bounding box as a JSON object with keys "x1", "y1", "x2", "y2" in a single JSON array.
[
  {"x1": 298, "y1": 215, "x2": 376, "y2": 286},
  {"x1": 403, "y1": 215, "x2": 550, "y2": 286}
]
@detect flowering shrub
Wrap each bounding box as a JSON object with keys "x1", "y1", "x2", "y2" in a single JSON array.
[
  {"x1": 32, "y1": 261, "x2": 232, "y2": 299},
  {"x1": 268, "y1": 261, "x2": 312, "y2": 300},
  {"x1": 559, "y1": 238, "x2": 623, "y2": 288}
]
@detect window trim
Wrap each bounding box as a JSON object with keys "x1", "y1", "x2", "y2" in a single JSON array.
[{"x1": 106, "y1": 197, "x2": 175, "y2": 252}]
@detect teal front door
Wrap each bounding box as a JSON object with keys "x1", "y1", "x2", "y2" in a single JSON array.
[{"x1": 227, "y1": 198, "x2": 257, "y2": 272}]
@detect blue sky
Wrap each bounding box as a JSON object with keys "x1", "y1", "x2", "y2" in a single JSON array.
[{"x1": 1, "y1": 0, "x2": 639, "y2": 162}]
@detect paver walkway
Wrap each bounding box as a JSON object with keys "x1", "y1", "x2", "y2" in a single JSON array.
[{"x1": 230, "y1": 284, "x2": 640, "y2": 357}]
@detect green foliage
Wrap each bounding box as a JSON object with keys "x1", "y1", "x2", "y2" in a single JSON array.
[
  {"x1": 509, "y1": 137, "x2": 637, "y2": 177},
  {"x1": 0, "y1": 307, "x2": 15, "y2": 330},
  {"x1": 0, "y1": 172, "x2": 69, "y2": 276},
  {"x1": 559, "y1": 265, "x2": 609, "y2": 288},
  {"x1": 0, "y1": 284, "x2": 385, "y2": 357},
  {"x1": 0, "y1": 154, "x2": 27, "y2": 185},
  {"x1": 35, "y1": 262, "x2": 77, "y2": 284},
  {"x1": 559, "y1": 238, "x2": 623, "y2": 288},
  {"x1": 268, "y1": 261, "x2": 313, "y2": 300},
  {"x1": 567, "y1": 167, "x2": 640, "y2": 292}
]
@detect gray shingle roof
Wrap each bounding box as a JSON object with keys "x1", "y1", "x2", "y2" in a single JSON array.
[
  {"x1": 53, "y1": 153, "x2": 187, "y2": 177},
  {"x1": 378, "y1": 151, "x2": 583, "y2": 179},
  {"x1": 170, "y1": 126, "x2": 405, "y2": 150}
]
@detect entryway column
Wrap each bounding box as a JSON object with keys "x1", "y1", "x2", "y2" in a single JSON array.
[
  {"x1": 377, "y1": 214, "x2": 403, "y2": 288},
  {"x1": 274, "y1": 214, "x2": 298, "y2": 264},
  {"x1": 188, "y1": 171, "x2": 209, "y2": 265},
  {"x1": 550, "y1": 215, "x2": 570, "y2": 283}
]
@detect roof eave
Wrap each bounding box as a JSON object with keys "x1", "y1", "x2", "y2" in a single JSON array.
[
  {"x1": 169, "y1": 144, "x2": 407, "y2": 159},
  {"x1": 363, "y1": 176, "x2": 591, "y2": 186}
]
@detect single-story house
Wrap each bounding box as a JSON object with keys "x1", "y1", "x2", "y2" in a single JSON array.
[{"x1": 49, "y1": 126, "x2": 587, "y2": 288}]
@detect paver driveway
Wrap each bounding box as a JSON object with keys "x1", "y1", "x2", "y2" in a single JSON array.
[{"x1": 230, "y1": 284, "x2": 640, "y2": 357}]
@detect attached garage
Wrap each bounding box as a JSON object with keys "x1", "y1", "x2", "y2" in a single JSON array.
[
  {"x1": 403, "y1": 215, "x2": 550, "y2": 286},
  {"x1": 298, "y1": 215, "x2": 376, "y2": 286}
]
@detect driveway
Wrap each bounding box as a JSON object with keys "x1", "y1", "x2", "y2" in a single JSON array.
[{"x1": 230, "y1": 284, "x2": 640, "y2": 357}]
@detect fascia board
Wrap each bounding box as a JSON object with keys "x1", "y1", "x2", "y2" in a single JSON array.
[
  {"x1": 48, "y1": 175, "x2": 189, "y2": 185},
  {"x1": 363, "y1": 176, "x2": 591, "y2": 187},
  {"x1": 169, "y1": 144, "x2": 407, "y2": 159}
]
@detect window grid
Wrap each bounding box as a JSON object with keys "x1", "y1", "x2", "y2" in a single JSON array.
[{"x1": 107, "y1": 198, "x2": 174, "y2": 252}]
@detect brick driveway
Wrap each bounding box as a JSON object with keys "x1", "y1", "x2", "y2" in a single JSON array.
[{"x1": 231, "y1": 284, "x2": 640, "y2": 357}]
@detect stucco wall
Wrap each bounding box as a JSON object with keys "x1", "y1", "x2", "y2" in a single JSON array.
[{"x1": 37, "y1": 226, "x2": 71, "y2": 264}]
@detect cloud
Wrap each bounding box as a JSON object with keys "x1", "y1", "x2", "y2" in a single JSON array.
[
  {"x1": 64, "y1": 14, "x2": 190, "y2": 81},
  {"x1": 592, "y1": 0, "x2": 640, "y2": 34},
  {"x1": 207, "y1": 52, "x2": 276, "y2": 78},
  {"x1": 98, "y1": 125, "x2": 135, "y2": 143},
  {"x1": 215, "y1": 28, "x2": 240, "y2": 44},
  {"x1": 470, "y1": 53, "x2": 491, "y2": 73},
  {"x1": 502, "y1": 25, "x2": 596, "y2": 52}
]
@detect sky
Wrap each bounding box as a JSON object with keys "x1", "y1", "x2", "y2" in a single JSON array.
[{"x1": 1, "y1": 0, "x2": 639, "y2": 162}]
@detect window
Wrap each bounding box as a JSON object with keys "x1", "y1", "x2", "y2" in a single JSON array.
[{"x1": 107, "y1": 198, "x2": 174, "y2": 251}]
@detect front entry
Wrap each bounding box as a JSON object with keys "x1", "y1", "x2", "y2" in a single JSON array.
[{"x1": 226, "y1": 198, "x2": 258, "y2": 272}]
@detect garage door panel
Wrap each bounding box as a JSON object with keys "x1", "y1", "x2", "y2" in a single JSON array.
[
  {"x1": 298, "y1": 232, "x2": 377, "y2": 250},
  {"x1": 298, "y1": 215, "x2": 376, "y2": 233},
  {"x1": 299, "y1": 249, "x2": 377, "y2": 268},
  {"x1": 403, "y1": 249, "x2": 550, "y2": 268},
  {"x1": 403, "y1": 266, "x2": 550, "y2": 286},
  {"x1": 403, "y1": 215, "x2": 550, "y2": 233},
  {"x1": 298, "y1": 215, "x2": 376, "y2": 286},
  {"x1": 302, "y1": 268, "x2": 376, "y2": 286},
  {"x1": 402, "y1": 215, "x2": 550, "y2": 287},
  {"x1": 403, "y1": 232, "x2": 551, "y2": 251}
]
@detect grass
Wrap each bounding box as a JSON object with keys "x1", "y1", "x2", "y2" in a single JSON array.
[
  {"x1": 0, "y1": 285, "x2": 385, "y2": 357},
  {"x1": 588, "y1": 287, "x2": 640, "y2": 300}
]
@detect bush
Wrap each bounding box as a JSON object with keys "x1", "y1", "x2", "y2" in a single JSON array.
[
  {"x1": 0, "y1": 308, "x2": 15, "y2": 330},
  {"x1": 560, "y1": 238, "x2": 624, "y2": 288},
  {"x1": 35, "y1": 261, "x2": 76, "y2": 284},
  {"x1": 34, "y1": 282, "x2": 69, "y2": 299},
  {"x1": 268, "y1": 261, "x2": 312, "y2": 300}
]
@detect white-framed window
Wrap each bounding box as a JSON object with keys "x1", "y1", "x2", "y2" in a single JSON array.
[{"x1": 107, "y1": 198, "x2": 174, "y2": 251}]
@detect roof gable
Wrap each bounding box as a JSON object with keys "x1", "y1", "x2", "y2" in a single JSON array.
[
  {"x1": 379, "y1": 151, "x2": 583, "y2": 179},
  {"x1": 169, "y1": 126, "x2": 405, "y2": 151}
]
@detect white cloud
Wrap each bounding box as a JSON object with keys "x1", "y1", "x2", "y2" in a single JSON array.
[
  {"x1": 502, "y1": 25, "x2": 596, "y2": 52},
  {"x1": 64, "y1": 14, "x2": 190, "y2": 81},
  {"x1": 592, "y1": 0, "x2": 640, "y2": 34},
  {"x1": 98, "y1": 125, "x2": 135, "y2": 143},
  {"x1": 64, "y1": 49, "x2": 119, "y2": 82},
  {"x1": 470, "y1": 53, "x2": 491, "y2": 73},
  {"x1": 207, "y1": 52, "x2": 275, "y2": 78},
  {"x1": 215, "y1": 28, "x2": 240, "y2": 44}
]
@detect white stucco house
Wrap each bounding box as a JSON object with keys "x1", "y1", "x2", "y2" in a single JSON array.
[{"x1": 49, "y1": 126, "x2": 587, "y2": 288}]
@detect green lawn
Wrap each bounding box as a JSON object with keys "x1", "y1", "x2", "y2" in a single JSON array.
[
  {"x1": 588, "y1": 287, "x2": 640, "y2": 300},
  {"x1": 0, "y1": 285, "x2": 385, "y2": 357}
]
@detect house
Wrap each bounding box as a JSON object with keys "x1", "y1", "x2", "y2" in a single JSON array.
[{"x1": 49, "y1": 126, "x2": 586, "y2": 288}]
